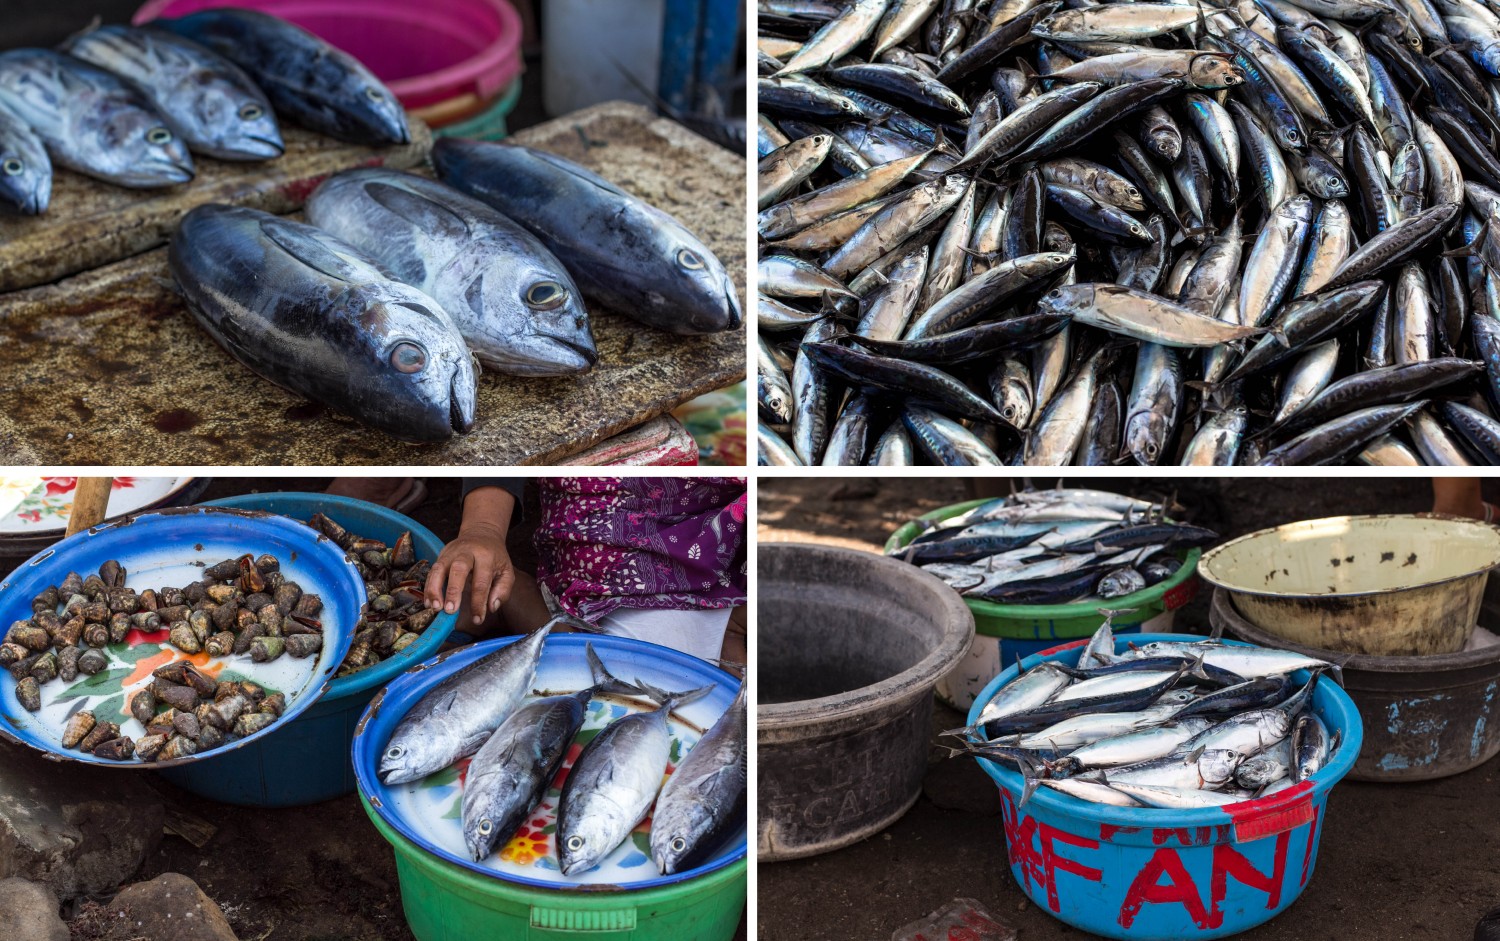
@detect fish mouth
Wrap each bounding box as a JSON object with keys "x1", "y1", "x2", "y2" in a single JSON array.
[
  {"x1": 228, "y1": 135, "x2": 286, "y2": 160},
  {"x1": 722, "y1": 283, "x2": 744, "y2": 330},
  {"x1": 544, "y1": 336, "x2": 598, "y2": 371},
  {"x1": 450, "y1": 373, "x2": 475, "y2": 435}
]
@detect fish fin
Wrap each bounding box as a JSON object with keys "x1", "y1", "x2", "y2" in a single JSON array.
[
  {"x1": 1252, "y1": 782, "x2": 1270, "y2": 800},
  {"x1": 637, "y1": 679, "x2": 717, "y2": 711},
  {"x1": 1187, "y1": 745, "x2": 1206, "y2": 762},
  {"x1": 259, "y1": 217, "x2": 381, "y2": 284},
  {"x1": 1018, "y1": 753, "x2": 1044, "y2": 809},
  {"x1": 363, "y1": 180, "x2": 472, "y2": 242},
  {"x1": 585, "y1": 642, "x2": 642, "y2": 696},
  {"x1": 545, "y1": 611, "x2": 604, "y2": 634}
]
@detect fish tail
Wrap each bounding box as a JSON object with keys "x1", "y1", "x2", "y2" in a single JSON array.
[
  {"x1": 1018, "y1": 754, "x2": 1043, "y2": 809},
  {"x1": 585, "y1": 642, "x2": 643, "y2": 696},
  {"x1": 545, "y1": 611, "x2": 603, "y2": 634},
  {"x1": 939, "y1": 723, "x2": 980, "y2": 738},
  {"x1": 637, "y1": 679, "x2": 717, "y2": 712}
]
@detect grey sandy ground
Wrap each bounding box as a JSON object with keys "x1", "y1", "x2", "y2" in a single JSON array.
[{"x1": 758, "y1": 476, "x2": 1500, "y2": 941}]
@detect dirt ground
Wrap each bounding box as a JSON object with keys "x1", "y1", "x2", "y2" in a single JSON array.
[
  {"x1": 0, "y1": 476, "x2": 746, "y2": 941},
  {"x1": 757, "y1": 477, "x2": 1500, "y2": 941}
]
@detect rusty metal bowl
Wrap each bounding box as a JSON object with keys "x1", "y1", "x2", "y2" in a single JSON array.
[{"x1": 1197, "y1": 514, "x2": 1500, "y2": 657}]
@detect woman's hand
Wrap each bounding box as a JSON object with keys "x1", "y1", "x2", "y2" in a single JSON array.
[{"x1": 425, "y1": 522, "x2": 515, "y2": 624}]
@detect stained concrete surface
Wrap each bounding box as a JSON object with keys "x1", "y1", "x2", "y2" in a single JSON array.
[{"x1": 758, "y1": 477, "x2": 1500, "y2": 941}]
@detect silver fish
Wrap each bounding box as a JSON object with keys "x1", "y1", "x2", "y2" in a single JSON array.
[
  {"x1": 169, "y1": 205, "x2": 477, "y2": 443},
  {"x1": 378, "y1": 622, "x2": 553, "y2": 785},
  {"x1": 154, "y1": 8, "x2": 408, "y2": 145},
  {"x1": 461, "y1": 644, "x2": 640, "y2": 862},
  {"x1": 306, "y1": 168, "x2": 596, "y2": 376},
  {"x1": 61, "y1": 25, "x2": 283, "y2": 161},
  {"x1": 650, "y1": 683, "x2": 747, "y2": 874},
  {"x1": 557, "y1": 681, "x2": 714, "y2": 875},
  {"x1": 432, "y1": 139, "x2": 741, "y2": 335},
  {"x1": 0, "y1": 48, "x2": 193, "y2": 187}
]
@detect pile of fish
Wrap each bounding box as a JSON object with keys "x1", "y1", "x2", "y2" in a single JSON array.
[
  {"x1": 0, "y1": 555, "x2": 315, "y2": 761},
  {"x1": 0, "y1": 8, "x2": 410, "y2": 214},
  {"x1": 168, "y1": 139, "x2": 741, "y2": 443},
  {"x1": 756, "y1": 0, "x2": 1500, "y2": 465},
  {"x1": 378, "y1": 622, "x2": 748, "y2": 877},
  {"x1": 949, "y1": 620, "x2": 1341, "y2": 807},
  {"x1": 896, "y1": 488, "x2": 1217, "y2": 602},
  {"x1": 302, "y1": 513, "x2": 439, "y2": 678}
]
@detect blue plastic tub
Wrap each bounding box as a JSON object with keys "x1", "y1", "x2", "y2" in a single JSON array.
[
  {"x1": 0, "y1": 507, "x2": 363, "y2": 768},
  {"x1": 969, "y1": 632, "x2": 1363, "y2": 940},
  {"x1": 154, "y1": 494, "x2": 455, "y2": 806}
]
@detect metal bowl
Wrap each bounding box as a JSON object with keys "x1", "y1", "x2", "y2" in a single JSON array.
[
  {"x1": 0, "y1": 506, "x2": 363, "y2": 767},
  {"x1": 1197, "y1": 514, "x2": 1500, "y2": 657}
]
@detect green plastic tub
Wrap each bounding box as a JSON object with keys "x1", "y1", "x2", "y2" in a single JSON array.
[
  {"x1": 434, "y1": 78, "x2": 522, "y2": 140},
  {"x1": 885, "y1": 499, "x2": 1203, "y2": 709},
  {"x1": 363, "y1": 796, "x2": 746, "y2": 941}
]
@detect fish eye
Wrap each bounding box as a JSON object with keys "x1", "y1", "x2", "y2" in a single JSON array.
[
  {"x1": 1048, "y1": 289, "x2": 1062, "y2": 298},
  {"x1": 1126, "y1": 186, "x2": 1140, "y2": 198},
  {"x1": 525, "y1": 280, "x2": 569, "y2": 310},
  {"x1": 390, "y1": 341, "x2": 427, "y2": 374},
  {"x1": 2, "y1": 159, "x2": 20, "y2": 176},
  {"x1": 671, "y1": 837, "x2": 687, "y2": 852},
  {"x1": 365, "y1": 87, "x2": 384, "y2": 102},
  {"x1": 567, "y1": 836, "x2": 584, "y2": 851},
  {"x1": 1287, "y1": 130, "x2": 1301, "y2": 144},
  {"x1": 478, "y1": 820, "x2": 492, "y2": 834},
  {"x1": 239, "y1": 103, "x2": 264, "y2": 121},
  {"x1": 677, "y1": 248, "x2": 706, "y2": 270},
  {"x1": 386, "y1": 746, "x2": 403, "y2": 759},
  {"x1": 147, "y1": 127, "x2": 173, "y2": 145}
]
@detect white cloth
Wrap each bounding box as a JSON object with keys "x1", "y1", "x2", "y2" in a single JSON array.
[{"x1": 598, "y1": 606, "x2": 731, "y2": 663}]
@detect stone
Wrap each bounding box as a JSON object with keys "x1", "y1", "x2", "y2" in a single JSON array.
[
  {"x1": 105, "y1": 873, "x2": 238, "y2": 941},
  {"x1": 0, "y1": 739, "x2": 164, "y2": 900},
  {"x1": 0, "y1": 878, "x2": 67, "y2": 941}
]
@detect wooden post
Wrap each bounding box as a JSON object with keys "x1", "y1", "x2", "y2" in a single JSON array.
[{"x1": 65, "y1": 478, "x2": 113, "y2": 537}]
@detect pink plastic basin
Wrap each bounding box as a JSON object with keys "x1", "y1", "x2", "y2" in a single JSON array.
[{"x1": 133, "y1": 0, "x2": 522, "y2": 110}]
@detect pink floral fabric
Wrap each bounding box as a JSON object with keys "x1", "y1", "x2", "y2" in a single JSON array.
[{"x1": 534, "y1": 477, "x2": 747, "y2": 622}]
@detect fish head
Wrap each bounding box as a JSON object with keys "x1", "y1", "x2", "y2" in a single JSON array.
[
  {"x1": 186, "y1": 81, "x2": 284, "y2": 160},
  {"x1": 340, "y1": 79, "x2": 410, "y2": 146},
  {"x1": 649, "y1": 802, "x2": 710, "y2": 875},
  {"x1": 1199, "y1": 748, "x2": 1243, "y2": 786},
  {"x1": 377, "y1": 722, "x2": 452, "y2": 785},
  {"x1": 1125, "y1": 411, "x2": 1170, "y2": 465},
  {"x1": 0, "y1": 123, "x2": 49, "y2": 215},
  {"x1": 1036, "y1": 283, "x2": 1088, "y2": 318},
  {"x1": 348, "y1": 283, "x2": 479, "y2": 442},
  {"x1": 653, "y1": 229, "x2": 744, "y2": 334},
  {"x1": 1189, "y1": 56, "x2": 1243, "y2": 90},
  {"x1": 466, "y1": 255, "x2": 598, "y2": 376},
  {"x1": 463, "y1": 810, "x2": 502, "y2": 863},
  {"x1": 559, "y1": 818, "x2": 612, "y2": 876},
  {"x1": 104, "y1": 108, "x2": 196, "y2": 187}
]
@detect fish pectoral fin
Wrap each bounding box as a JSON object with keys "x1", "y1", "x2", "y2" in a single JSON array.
[
  {"x1": 258, "y1": 217, "x2": 372, "y2": 284},
  {"x1": 426, "y1": 687, "x2": 461, "y2": 718},
  {"x1": 365, "y1": 180, "x2": 472, "y2": 242}
]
